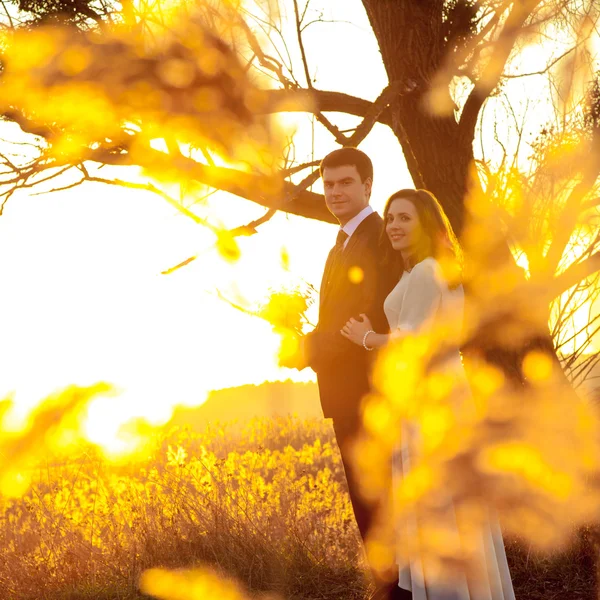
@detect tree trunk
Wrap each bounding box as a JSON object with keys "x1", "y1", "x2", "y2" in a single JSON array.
[
  {"x1": 362, "y1": 0, "x2": 568, "y2": 387},
  {"x1": 362, "y1": 0, "x2": 473, "y2": 235}
]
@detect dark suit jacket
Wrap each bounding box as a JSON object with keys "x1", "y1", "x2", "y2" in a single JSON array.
[{"x1": 305, "y1": 212, "x2": 396, "y2": 423}]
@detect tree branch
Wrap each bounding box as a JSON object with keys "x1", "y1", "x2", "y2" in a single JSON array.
[
  {"x1": 280, "y1": 82, "x2": 405, "y2": 147},
  {"x1": 544, "y1": 145, "x2": 600, "y2": 276},
  {"x1": 459, "y1": 0, "x2": 544, "y2": 140},
  {"x1": 70, "y1": 0, "x2": 105, "y2": 26},
  {"x1": 281, "y1": 159, "x2": 320, "y2": 177},
  {"x1": 229, "y1": 208, "x2": 277, "y2": 237},
  {"x1": 263, "y1": 89, "x2": 393, "y2": 128},
  {"x1": 345, "y1": 81, "x2": 406, "y2": 146},
  {"x1": 3, "y1": 108, "x2": 335, "y2": 223},
  {"x1": 550, "y1": 251, "x2": 600, "y2": 301},
  {"x1": 81, "y1": 146, "x2": 336, "y2": 223},
  {"x1": 236, "y1": 10, "x2": 296, "y2": 89},
  {"x1": 293, "y1": 0, "x2": 312, "y2": 88},
  {"x1": 313, "y1": 112, "x2": 349, "y2": 145}
]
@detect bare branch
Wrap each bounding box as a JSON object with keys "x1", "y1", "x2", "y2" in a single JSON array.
[
  {"x1": 236, "y1": 11, "x2": 295, "y2": 89},
  {"x1": 262, "y1": 88, "x2": 393, "y2": 128},
  {"x1": 229, "y1": 208, "x2": 277, "y2": 237},
  {"x1": 550, "y1": 251, "x2": 600, "y2": 300},
  {"x1": 69, "y1": 173, "x2": 217, "y2": 230},
  {"x1": 161, "y1": 255, "x2": 198, "y2": 275},
  {"x1": 280, "y1": 82, "x2": 407, "y2": 147},
  {"x1": 281, "y1": 159, "x2": 320, "y2": 177},
  {"x1": 80, "y1": 146, "x2": 335, "y2": 223},
  {"x1": 580, "y1": 196, "x2": 600, "y2": 212},
  {"x1": 345, "y1": 81, "x2": 406, "y2": 146},
  {"x1": 159, "y1": 207, "x2": 279, "y2": 276},
  {"x1": 544, "y1": 156, "x2": 600, "y2": 276},
  {"x1": 293, "y1": 0, "x2": 312, "y2": 88},
  {"x1": 295, "y1": 167, "x2": 320, "y2": 190},
  {"x1": 0, "y1": 0, "x2": 14, "y2": 28},
  {"x1": 501, "y1": 44, "x2": 578, "y2": 80},
  {"x1": 214, "y1": 289, "x2": 258, "y2": 318},
  {"x1": 2, "y1": 107, "x2": 335, "y2": 223},
  {"x1": 459, "y1": 0, "x2": 544, "y2": 140}
]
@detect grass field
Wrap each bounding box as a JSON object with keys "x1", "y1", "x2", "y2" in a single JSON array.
[{"x1": 0, "y1": 417, "x2": 596, "y2": 599}]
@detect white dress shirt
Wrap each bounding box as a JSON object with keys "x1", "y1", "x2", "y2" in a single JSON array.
[{"x1": 339, "y1": 205, "x2": 374, "y2": 249}]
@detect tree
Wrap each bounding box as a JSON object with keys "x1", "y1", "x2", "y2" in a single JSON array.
[
  {"x1": 2, "y1": 0, "x2": 600, "y2": 577},
  {"x1": 0, "y1": 1, "x2": 598, "y2": 294},
  {"x1": 2, "y1": 0, "x2": 599, "y2": 381}
]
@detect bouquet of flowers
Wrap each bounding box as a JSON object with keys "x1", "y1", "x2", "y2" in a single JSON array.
[
  {"x1": 216, "y1": 281, "x2": 316, "y2": 366},
  {"x1": 257, "y1": 283, "x2": 316, "y2": 366}
]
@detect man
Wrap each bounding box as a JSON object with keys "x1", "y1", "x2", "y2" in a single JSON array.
[{"x1": 284, "y1": 148, "x2": 408, "y2": 600}]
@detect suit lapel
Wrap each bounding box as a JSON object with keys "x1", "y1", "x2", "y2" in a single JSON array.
[
  {"x1": 337, "y1": 212, "x2": 379, "y2": 275},
  {"x1": 319, "y1": 247, "x2": 338, "y2": 310},
  {"x1": 338, "y1": 227, "x2": 365, "y2": 272},
  {"x1": 320, "y1": 212, "x2": 380, "y2": 310}
]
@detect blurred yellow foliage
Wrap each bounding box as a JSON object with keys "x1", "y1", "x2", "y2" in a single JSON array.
[
  {"x1": 354, "y1": 164, "x2": 600, "y2": 584},
  {"x1": 0, "y1": 11, "x2": 288, "y2": 180},
  {"x1": 522, "y1": 350, "x2": 554, "y2": 382},
  {"x1": 215, "y1": 229, "x2": 242, "y2": 263},
  {"x1": 0, "y1": 384, "x2": 113, "y2": 497},
  {"x1": 0, "y1": 417, "x2": 364, "y2": 599},
  {"x1": 141, "y1": 567, "x2": 250, "y2": 600},
  {"x1": 259, "y1": 290, "x2": 309, "y2": 335}
]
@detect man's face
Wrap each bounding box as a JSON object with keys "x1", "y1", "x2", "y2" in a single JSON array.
[{"x1": 322, "y1": 165, "x2": 371, "y2": 226}]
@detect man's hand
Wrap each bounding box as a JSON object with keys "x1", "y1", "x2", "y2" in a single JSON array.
[{"x1": 278, "y1": 332, "x2": 308, "y2": 370}]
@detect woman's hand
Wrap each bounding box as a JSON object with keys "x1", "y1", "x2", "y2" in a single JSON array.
[{"x1": 340, "y1": 314, "x2": 373, "y2": 346}]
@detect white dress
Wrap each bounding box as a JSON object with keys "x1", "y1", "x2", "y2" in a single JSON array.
[{"x1": 384, "y1": 258, "x2": 515, "y2": 600}]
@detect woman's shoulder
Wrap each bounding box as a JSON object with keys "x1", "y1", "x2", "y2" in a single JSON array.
[
  {"x1": 409, "y1": 257, "x2": 451, "y2": 288},
  {"x1": 409, "y1": 257, "x2": 440, "y2": 277},
  {"x1": 411, "y1": 258, "x2": 464, "y2": 293}
]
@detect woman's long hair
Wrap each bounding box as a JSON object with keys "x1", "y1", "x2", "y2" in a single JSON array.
[{"x1": 380, "y1": 188, "x2": 463, "y2": 286}]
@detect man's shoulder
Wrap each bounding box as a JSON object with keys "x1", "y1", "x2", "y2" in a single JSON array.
[
  {"x1": 345, "y1": 213, "x2": 384, "y2": 265},
  {"x1": 364, "y1": 209, "x2": 383, "y2": 224},
  {"x1": 355, "y1": 210, "x2": 383, "y2": 236}
]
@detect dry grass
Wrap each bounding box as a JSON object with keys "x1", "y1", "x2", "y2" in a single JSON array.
[{"x1": 0, "y1": 417, "x2": 595, "y2": 599}]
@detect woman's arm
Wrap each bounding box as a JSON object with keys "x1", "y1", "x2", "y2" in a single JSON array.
[
  {"x1": 341, "y1": 259, "x2": 444, "y2": 350},
  {"x1": 341, "y1": 316, "x2": 409, "y2": 349},
  {"x1": 361, "y1": 330, "x2": 389, "y2": 349},
  {"x1": 341, "y1": 314, "x2": 389, "y2": 349}
]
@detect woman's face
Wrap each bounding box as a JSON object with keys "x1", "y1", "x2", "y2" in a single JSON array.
[{"x1": 385, "y1": 197, "x2": 425, "y2": 255}]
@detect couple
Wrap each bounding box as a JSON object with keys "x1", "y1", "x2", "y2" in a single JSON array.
[{"x1": 284, "y1": 148, "x2": 515, "y2": 600}]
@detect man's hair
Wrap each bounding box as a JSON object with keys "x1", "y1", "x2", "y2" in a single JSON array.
[{"x1": 319, "y1": 147, "x2": 373, "y2": 183}]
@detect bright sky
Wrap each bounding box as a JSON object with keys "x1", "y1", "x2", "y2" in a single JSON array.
[
  {"x1": 0, "y1": 0, "x2": 597, "y2": 451},
  {"x1": 0, "y1": 0, "x2": 412, "y2": 448}
]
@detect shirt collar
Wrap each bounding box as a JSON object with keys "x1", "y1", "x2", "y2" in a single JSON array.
[{"x1": 340, "y1": 205, "x2": 374, "y2": 240}]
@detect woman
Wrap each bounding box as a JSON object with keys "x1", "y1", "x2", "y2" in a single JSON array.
[
  {"x1": 341, "y1": 188, "x2": 463, "y2": 350},
  {"x1": 341, "y1": 189, "x2": 515, "y2": 600}
]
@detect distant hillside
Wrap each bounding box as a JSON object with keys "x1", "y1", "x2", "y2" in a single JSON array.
[
  {"x1": 165, "y1": 356, "x2": 600, "y2": 434},
  {"x1": 167, "y1": 380, "x2": 322, "y2": 430}
]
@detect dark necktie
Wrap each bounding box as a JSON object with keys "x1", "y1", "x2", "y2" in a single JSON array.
[
  {"x1": 336, "y1": 229, "x2": 349, "y2": 249},
  {"x1": 323, "y1": 230, "x2": 349, "y2": 294}
]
